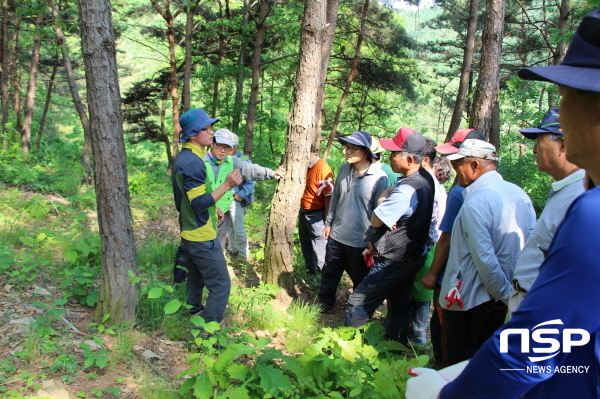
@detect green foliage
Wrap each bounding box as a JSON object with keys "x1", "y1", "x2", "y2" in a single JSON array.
[
  {"x1": 179, "y1": 321, "x2": 425, "y2": 398},
  {"x1": 81, "y1": 337, "x2": 111, "y2": 369},
  {"x1": 283, "y1": 301, "x2": 321, "y2": 354},
  {"x1": 229, "y1": 282, "x2": 281, "y2": 330}
]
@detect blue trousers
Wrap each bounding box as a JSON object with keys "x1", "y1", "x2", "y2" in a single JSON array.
[
  {"x1": 182, "y1": 238, "x2": 231, "y2": 323},
  {"x1": 346, "y1": 257, "x2": 425, "y2": 344}
]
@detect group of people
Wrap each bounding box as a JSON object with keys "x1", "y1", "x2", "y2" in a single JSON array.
[{"x1": 171, "y1": 9, "x2": 600, "y2": 398}]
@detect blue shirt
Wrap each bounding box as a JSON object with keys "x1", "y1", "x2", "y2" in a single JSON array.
[
  {"x1": 441, "y1": 186, "x2": 600, "y2": 399},
  {"x1": 440, "y1": 171, "x2": 536, "y2": 310},
  {"x1": 231, "y1": 150, "x2": 256, "y2": 205},
  {"x1": 436, "y1": 185, "x2": 465, "y2": 286},
  {"x1": 373, "y1": 184, "x2": 417, "y2": 229}
]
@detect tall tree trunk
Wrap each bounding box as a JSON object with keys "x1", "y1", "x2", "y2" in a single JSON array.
[
  {"x1": 35, "y1": 53, "x2": 59, "y2": 152},
  {"x1": 53, "y1": 0, "x2": 93, "y2": 180},
  {"x1": 182, "y1": 1, "x2": 198, "y2": 113},
  {"x1": 1, "y1": 0, "x2": 9, "y2": 151},
  {"x1": 470, "y1": 0, "x2": 505, "y2": 150},
  {"x1": 211, "y1": 31, "x2": 225, "y2": 117},
  {"x1": 244, "y1": 0, "x2": 268, "y2": 159},
  {"x1": 21, "y1": 12, "x2": 44, "y2": 157},
  {"x1": 151, "y1": 0, "x2": 182, "y2": 169},
  {"x1": 232, "y1": 1, "x2": 249, "y2": 132},
  {"x1": 78, "y1": 0, "x2": 139, "y2": 325},
  {"x1": 11, "y1": 19, "x2": 22, "y2": 136},
  {"x1": 313, "y1": 0, "x2": 340, "y2": 151},
  {"x1": 263, "y1": 0, "x2": 326, "y2": 296},
  {"x1": 323, "y1": 0, "x2": 369, "y2": 160},
  {"x1": 160, "y1": 95, "x2": 173, "y2": 164},
  {"x1": 446, "y1": 0, "x2": 479, "y2": 141},
  {"x1": 553, "y1": 0, "x2": 569, "y2": 65}
]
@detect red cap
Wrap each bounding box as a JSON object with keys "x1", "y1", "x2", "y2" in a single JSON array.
[
  {"x1": 380, "y1": 127, "x2": 426, "y2": 152},
  {"x1": 435, "y1": 129, "x2": 485, "y2": 154}
]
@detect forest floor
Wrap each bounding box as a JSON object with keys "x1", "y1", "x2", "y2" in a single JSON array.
[{"x1": 0, "y1": 191, "x2": 364, "y2": 398}]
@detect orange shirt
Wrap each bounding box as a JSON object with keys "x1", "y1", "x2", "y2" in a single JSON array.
[{"x1": 301, "y1": 158, "x2": 334, "y2": 210}]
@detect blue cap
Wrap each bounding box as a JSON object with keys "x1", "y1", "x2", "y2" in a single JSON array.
[
  {"x1": 179, "y1": 109, "x2": 219, "y2": 143},
  {"x1": 518, "y1": 10, "x2": 600, "y2": 92},
  {"x1": 339, "y1": 131, "x2": 373, "y2": 157},
  {"x1": 519, "y1": 108, "x2": 562, "y2": 139}
]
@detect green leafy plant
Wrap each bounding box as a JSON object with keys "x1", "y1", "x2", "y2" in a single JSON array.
[{"x1": 81, "y1": 337, "x2": 110, "y2": 369}]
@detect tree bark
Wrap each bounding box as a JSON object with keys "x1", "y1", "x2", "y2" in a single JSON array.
[
  {"x1": 446, "y1": 0, "x2": 479, "y2": 141},
  {"x1": 21, "y1": 12, "x2": 44, "y2": 157},
  {"x1": 323, "y1": 0, "x2": 369, "y2": 160},
  {"x1": 53, "y1": 0, "x2": 93, "y2": 180},
  {"x1": 244, "y1": 0, "x2": 268, "y2": 159},
  {"x1": 1, "y1": 0, "x2": 9, "y2": 151},
  {"x1": 232, "y1": 1, "x2": 250, "y2": 132},
  {"x1": 313, "y1": 0, "x2": 340, "y2": 151},
  {"x1": 262, "y1": 0, "x2": 326, "y2": 295},
  {"x1": 211, "y1": 31, "x2": 226, "y2": 118},
  {"x1": 78, "y1": 0, "x2": 139, "y2": 325},
  {"x1": 11, "y1": 19, "x2": 22, "y2": 136},
  {"x1": 182, "y1": 1, "x2": 198, "y2": 113},
  {"x1": 151, "y1": 0, "x2": 182, "y2": 168},
  {"x1": 35, "y1": 53, "x2": 59, "y2": 152},
  {"x1": 470, "y1": 0, "x2": 505, "y2": 150}
]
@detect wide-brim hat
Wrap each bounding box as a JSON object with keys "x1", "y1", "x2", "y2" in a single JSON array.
[
  {"x1": 518, "y1": 10, "x2": 600, "y2": 92},
  {"x1": 380, "y1": 127, "x2": 426, "y2": 153},
  {"x1": 435, "y1": 129, "x2": 486, "y2": 154},
  {"x1": 370, "y1": 138, "x2": 386, "y2": 160},
  {"x1": 339, "y1": 131, "x2": 373, "y2": 157},
  {"x1": 179, "y1": 108, "x2": 219, "y2": 143},
  {"x1": 519, "y1": 108, "x2": 562, "y2": 139}
]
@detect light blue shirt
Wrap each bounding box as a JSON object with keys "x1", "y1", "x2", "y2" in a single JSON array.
[
  {"x1": 373, "y1": 184, "x2": 417, "y2": 229},
  {"x1": 440, "y1": 170, "x2": 536, "y2": 311},
  {"x1": 513, "y1": 169, "x2": 585, "y2": 291}
]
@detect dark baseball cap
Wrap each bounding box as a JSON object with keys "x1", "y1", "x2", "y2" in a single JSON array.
[
  {"x1": 518, "y1": 10, "x2": 600, "y2": 92},
  {"x1": 519, "y1": 108, "x2": 562, "y2": 139},
  {"x1": 435, "y1": 129, "x2": 486, "y2": 154},
  {"x1": 380, "y1": 127, "x2": 426, "y2": 153}
]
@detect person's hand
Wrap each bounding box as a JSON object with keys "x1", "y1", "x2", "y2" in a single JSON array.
[
  {"x1": 216, "y1": 207, "x2": 224, "y2": 223},
  {"x1": 322, "y1": 225, "x2": 331, "y2": 240},
  {"x1": 378, "y1": 187, "x2": 394, "y2": 205},
  {"x1": 389, "y1": 222, "x2": 398, "y2": 231},
  {"x1": 421, "y1": 272, "x2": 438, "y2": 290},
  {"x1": 405, "y1": 360, "x2": 469, "y2": 399},
  {"x1": 234, "y1": 193, "x2": 243, "y2": 202},
  {"x1": 273, "y1": 166, "x2": 286, "y2": 179},
  {"x1": 367, "y1": 242, "x2": 373, "y2": 252},
  {"x1": 225, "y1": 169, "x2": 243, "y2": 189}
]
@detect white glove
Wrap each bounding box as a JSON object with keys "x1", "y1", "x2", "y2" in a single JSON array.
[{"x1": 405, "y1": 360, "x2": 469, "y2": 399}]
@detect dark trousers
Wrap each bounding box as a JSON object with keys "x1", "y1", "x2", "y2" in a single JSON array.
[
  {"x1": 317, "y1": 238, "x2": 370, "y2": 307},
  {"x1": 430, "y1": 285, "x2": 444, "y2": 364},
  {"x1": 183, "y1": 238, "x2": 231, "y2": 323},
  {"x1": 346, "y1": 257, "x2": 425, "y2": 345},
  {"x1": 442, "y1": 299, "x2": 507, "y2": 367},
  {"x1": 298, "y1": 208, "x2": 327, "y2": 274},
  {"x1": 174, "y1": 243, "x2": 189, "y2": 284}
]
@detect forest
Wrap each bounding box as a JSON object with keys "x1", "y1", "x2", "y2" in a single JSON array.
[{"x1": 0, "y1": 0, "x2": 598, "y2": 397}]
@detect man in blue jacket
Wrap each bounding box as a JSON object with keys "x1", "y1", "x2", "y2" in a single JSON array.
[{"x1": 406, "y1": 9, "x2": 600, "y2": 399}]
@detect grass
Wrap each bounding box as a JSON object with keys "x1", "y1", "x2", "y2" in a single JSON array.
[{"x1": 283, "y1": 300, "x2": 321, "y2": 354}]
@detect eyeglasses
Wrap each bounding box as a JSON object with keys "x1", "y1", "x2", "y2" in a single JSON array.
[
  {"x1": 344, "y1": 145, "x2": 363, "y2": 153},
  {"x1": 200, "y1": 125, "x2": 214, "y2": 133},
  {"x1": 214, "y1": 143, "x2": 231, "y2": 150}
]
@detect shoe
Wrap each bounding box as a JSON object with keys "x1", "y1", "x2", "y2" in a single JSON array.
[{"x1": 317, "y1": 303, "x2": 335, "y2": 314}]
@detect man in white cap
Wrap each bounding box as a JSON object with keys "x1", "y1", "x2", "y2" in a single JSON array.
[
  {"x1": 439, "y1": 139, "x2": 535, "y2": 366},
  {"x1": 406, "y1": 9, "x2": 600, "y2": 399}
]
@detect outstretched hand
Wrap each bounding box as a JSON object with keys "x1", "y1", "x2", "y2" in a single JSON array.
[
  {"x1": 226, "y1": 169, "x2": 243, "y2": 188},
  {"x1": 274, "y1": 166, "x2": 286, "y2": 179}
]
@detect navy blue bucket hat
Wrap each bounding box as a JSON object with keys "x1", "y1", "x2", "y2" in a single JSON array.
[
  {"x1": 518, "y1": 9, "x2": 600, "y2": 92},
  {"x1": 339, "y1": 131, "x2": 374, "y2": 157},
  {"x1": 519, "y1": 108, "x2": 562, "y2": 139},
  {"x1": 179, "y1": 108, "x2": 219, "y2": 143}
]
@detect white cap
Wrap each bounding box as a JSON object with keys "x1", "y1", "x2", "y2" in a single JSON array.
[
  {"x1": 446, "y1": 139, "x2": 501, "y2": 161},
  {"x1": 214, "y1": 129, "x2": 236, "y2": 147}
]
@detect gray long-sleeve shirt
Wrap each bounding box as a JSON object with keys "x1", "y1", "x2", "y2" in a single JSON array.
[{"x1": 325, "y1": 162, "x2": 388, "y2": 248}]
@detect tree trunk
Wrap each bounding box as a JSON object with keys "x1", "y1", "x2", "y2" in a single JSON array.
[
  {"x1": 35, "y1": 53, "x2": 59, "y2": 152},
  {"x1": 232, "y1": 1, "x2": 249, "y2": 132},
  {"x1": 446, "y1": 0, "x2": 479, "y2": 141},
  {"x1": 182, "y1": 2, "x2": 198, "y2": 113},
  {"x1": 263, "y1": 0, "x2": 326, "y2": 295},
  {"x1": 160, "y1": 95, "x2": 173, "y2": 165},
  {"x1": 244, "y1": 0, "x2": 268, "y2": 159},
  {"x1": 323, "y1": 0, "x2": 369, "y2": 160},
  {"x1": 1, "y1": 0, "x2": 9, "y2": 151},
  {"x1": 211, "y1": 31, "x2": 225, "y2": 118},
  {"x1": 151, "y1": 0, "x2": 182, "y2": 169},
  {"x1": 11, "y1": 19, "x2": 22, "y2": 136},
  {"x1": 313, "y1": 0, "x2": 340, "y2": 151},
  {"x1": 470, "y1": 0, "x2": 505, "y2": 149},
  {"x1": 53, "y1": 0, "x2": 93, "y2": 180},
  {"x1": 21, "y1": 12, "x2": 44, "y2": 157},
  {"x1": 78, "y1": 0, "x2": 139, "y2": 325}
]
